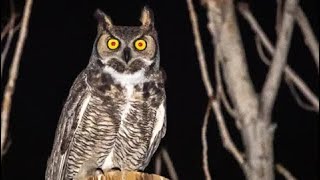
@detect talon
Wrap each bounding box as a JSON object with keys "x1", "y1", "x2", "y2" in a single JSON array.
[
  {"x1": 95, "y1": 168, "x2": 104, "y2": 176},
  {"x1": 110, "y1": 167, "x2": 121, "y2": 172}
]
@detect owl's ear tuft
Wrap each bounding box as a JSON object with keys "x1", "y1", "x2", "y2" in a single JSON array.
[
  {"x1": 94, "y1": 9, "x2": 113, "y2": 30},
  {"x1": 140, "y1": 6, "x2": 154, "y2": 27}
]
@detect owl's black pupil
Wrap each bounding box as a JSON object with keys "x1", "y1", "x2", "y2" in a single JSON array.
[
  {"x1": 111, "y1": 42, "x2": 116, "y2": 46},
  {"x1": 138, "y1": 42, "x2": 143, "y2": 47}
]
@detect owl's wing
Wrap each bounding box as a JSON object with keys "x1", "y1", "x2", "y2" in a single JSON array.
[
  {"x1": 143, "y1": 99, "x2": 166, "y2": 169},
  {"x1": 142, "y1": 71, "x2": 167, "y2": 168},
  {"x1": 45, "y1": 70, "x2": 91, "y2": 180}
]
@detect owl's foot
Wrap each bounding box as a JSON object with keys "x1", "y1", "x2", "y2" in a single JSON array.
[{"x1": 75, "y1": 159, "x2": 105, "y2": 180}]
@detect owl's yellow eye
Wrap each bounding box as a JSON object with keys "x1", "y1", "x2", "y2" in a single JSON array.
[
  {"x1": 107, "y1": 38, "x2": 120, "y2": 50},
  {"x1": 134, "y1": 39, "x2": 147, "y2": 51}
]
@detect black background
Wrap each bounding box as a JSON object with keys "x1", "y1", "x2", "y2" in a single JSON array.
[{"x1": 1, "y1": 0, "x2": 318, "y2": 179}]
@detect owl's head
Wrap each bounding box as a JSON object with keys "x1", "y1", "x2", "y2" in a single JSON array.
[{"x1": 92, "y1": 7, "x2": 159, "y2": 76}]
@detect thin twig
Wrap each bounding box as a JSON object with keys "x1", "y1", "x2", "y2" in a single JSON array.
[
  {"x1": 276, "y1": 164, "x2": 297, "y2": 180},
  {"x1": 1, "y1": 23, "x2": 21, "y2": 77},
  {"x1": 201, "y1": 101, "x2": 212, "y2": 180},
  {"x1": 295, "y1": 7, "x2": 319, "y2": 71},
  {"x1": 155, "y1": 152, "x2": 162, "y2": 175},
  {"x1": 1, "y1": 0, "x2": 33, "y2": 159},
  {"x1": 256, "y1": 37, "x2": 317, "y2": 112},
  {"x1": 1, "y1": 20, "x2": 16, "y2": 43},
  {"x1": 1, "y1": 0, "x2": 17, "y2": 76},
  {"x1": 255, "y1": 37, "x2": 272, "y2": 65},
  {"x1": 215, "y1": 58, "x2": 237, "y2": 119},
  {"x1": 219, "y1": 90, "x2": 237, "y2": 118},
  {"x1": 161, "y1": 148, "x2": 178, "y2": 180},
  {"x1": 1, "y1": 0, "x2": 15, "y2": 42},
  {"x1": 285, "y1": 67, "x2": 319, "y2": 112},
  {"x1": 285, "y1": 77, "x2": 317, "y2": 111},
  {"x1": 1, "y1": 22, "x2": 11, "y2": 42},
  {"x1": 240, "y1": 4, "x2": 319, "y2": 112},
  {"x1": 260, "y1": 0, "x2": 299, "y2": 120},
  {"x1": 211, "y1": 100, "x2": 246, "y2": 168},
  {"x1": 238, "y1": 3, "x2": 274, "y2": 54},
  {"x1": 1, "y1": 17, "x2": 16, "y2": 76}
]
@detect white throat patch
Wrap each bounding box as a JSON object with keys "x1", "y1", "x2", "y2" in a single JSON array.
[{"x1": 103, "y1": 66, "x2": 146, "y2": 86}]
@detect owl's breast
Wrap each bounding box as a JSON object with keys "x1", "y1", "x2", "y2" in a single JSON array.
[
  {"x1": 68, "y1": 74, "x2": 165, "y2": 175},
  {"x1": 66, "y1": 87, "x2": 125, "y2": 177},
  {"x1": 101, "y1": 81, "x2": 166, "y2": 170}
]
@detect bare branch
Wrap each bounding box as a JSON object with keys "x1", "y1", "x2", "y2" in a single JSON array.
[
  {"x1": 205, "y1": 0, "x2": 259, "y2": 126},
  {"x1": 161, "y1": 148, "x2": 178, "y2": 180},
  {"x1": 276, "y1": 164, "x2": 297, "y2": 180},
  {"x1": 260, "y1": 0, "x2": 299, "y2": 120},
  {"x1": 295, "y1": 7, "x2": 319, "y2": 71},
  {"x1": 256, "y1": 37, "x2": 318, "y2": 112},
  {"x1": 213, "y1": 47, "x2": 246, "y2": 171},
  {"x1": 204, "y1": 1, "x2": 276, "y2": 179},
  {"x1": 238, "y1": 3, "x2": 274, "y2": 54},
  {"x1": 186, "y1": 0, "x2": 246, "y2": 173},
  {"x1": 240, "y1": 5, "x2": 319, "y2": 112},
  {"x1": 186, "y1": 0, "x2": 214, "y2": 97},
  {"x1": 201, "y1": 102, "x2": 212, "y2": 180},
  {"x1": 1, "y1": 0, "x2": 33, "y2": 159},
  {"x1": 276, "y1": 0, "x2": 283, "y2": 35},
  {"x1": 285, "y1": 66, "x2": 319, "y2": 112}
]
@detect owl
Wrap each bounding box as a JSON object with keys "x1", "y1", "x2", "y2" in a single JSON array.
[{"x1": 45, "y1": 7, "x2": 166, "y2": 180}]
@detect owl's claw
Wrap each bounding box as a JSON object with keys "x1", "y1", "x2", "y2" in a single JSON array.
[
  {"x1": 95, "y1": 168, "x2": 104, "y2": 175},
  {"x1": 94, "y1": 168, "x2": 106, "y2": 180},
  {"x1": 110, "y1": 167, "x2": 121, "y2": 172}
]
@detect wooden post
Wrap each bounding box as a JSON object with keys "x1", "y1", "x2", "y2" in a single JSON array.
[{"x1": 88, "y1": 171, "x2": 168, "y2": 180}]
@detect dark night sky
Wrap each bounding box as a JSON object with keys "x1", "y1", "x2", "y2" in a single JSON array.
[{"x1": 1, "y1": 0, "x2": 318, "y2": 179}]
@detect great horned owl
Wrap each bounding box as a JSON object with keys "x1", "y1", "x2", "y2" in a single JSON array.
[{"x1": 45, "y1": 7, "x2": 166, "y2": 180}]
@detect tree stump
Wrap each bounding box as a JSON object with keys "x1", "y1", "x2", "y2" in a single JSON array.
[{"x1": 88, "y1": 171, "x2": 168, "y2": 180}]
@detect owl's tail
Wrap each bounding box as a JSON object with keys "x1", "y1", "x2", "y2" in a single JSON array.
[{"x1": 45, "y1": 148, "x2": 68, "y2": 180}]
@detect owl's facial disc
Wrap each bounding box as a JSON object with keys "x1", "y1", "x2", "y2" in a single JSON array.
[
  {"x1": 94, "y1": 8, "x2": 158, "y2": 74},
  {"x1": 96, "y1": 30, "x2": 157, "y2": 74}
]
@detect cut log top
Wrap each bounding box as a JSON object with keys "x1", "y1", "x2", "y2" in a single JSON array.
[{"x1": 88, "y1": 171, "x2": 168, "y2": 180}]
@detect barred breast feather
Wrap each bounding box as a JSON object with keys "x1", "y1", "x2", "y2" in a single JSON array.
[{"x1": 46, "y1": 68, "x2": 166, "y2": 180}]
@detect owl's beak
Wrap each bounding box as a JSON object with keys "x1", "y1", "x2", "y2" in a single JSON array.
[{"x1": 122, "y1": 47, "x2": 131, "y2": 63}]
